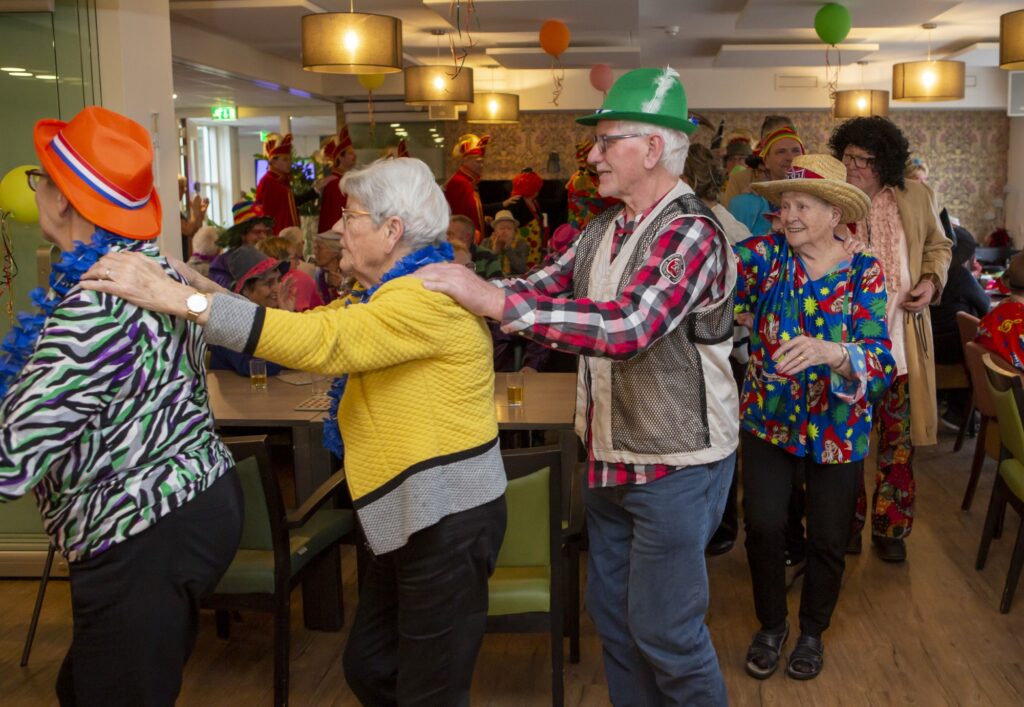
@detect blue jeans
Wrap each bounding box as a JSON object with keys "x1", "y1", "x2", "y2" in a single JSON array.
[{"x1": 585, "y1": 455, "x2": 734, "y2": 707}]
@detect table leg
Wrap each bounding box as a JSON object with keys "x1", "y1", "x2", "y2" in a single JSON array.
[{"x1": 293, "y1": 422, "x2": 344, "y2": 631}]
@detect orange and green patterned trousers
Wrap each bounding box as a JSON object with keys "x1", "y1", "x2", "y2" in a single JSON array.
[{"x1": 853, "y1": 374, "x2": 915, "y2": 539}]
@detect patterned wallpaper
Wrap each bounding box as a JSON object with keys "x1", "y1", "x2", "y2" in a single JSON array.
[{"x1": 442, "y1": 109, "x2": 1008, "y2": 241}]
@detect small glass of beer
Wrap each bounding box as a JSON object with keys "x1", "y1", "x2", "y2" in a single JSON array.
[
  {"x1": 506, "y1": 371, "x2": 524, "y2": 407},
  {"x1": 249, "y1": 358, "x2": 268, "y2": 390}
]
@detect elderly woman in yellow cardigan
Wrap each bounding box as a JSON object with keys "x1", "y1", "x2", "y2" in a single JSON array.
[
  {"x1": 81, "y1": 157, "x2": 508, "y2": 706},
  {"x1": 829, "y1": 116, "x2": 952, "y2": 563}
]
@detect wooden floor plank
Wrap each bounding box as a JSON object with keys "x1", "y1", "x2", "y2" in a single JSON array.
[{"x1": 2, "y1": 434, "x2": 1023, "y2": 705}]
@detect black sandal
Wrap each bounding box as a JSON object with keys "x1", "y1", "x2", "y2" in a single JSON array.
[
  {"x1": 785, "y1": 634, "x2": 824, "y2": 680},
  {"x1": 745, "y1": 624, "x2": 789, "y2": 679}
]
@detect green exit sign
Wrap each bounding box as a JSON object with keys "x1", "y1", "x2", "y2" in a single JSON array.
[{"x1": 211, "y1": 105, "x2": 237, "y2": 121}]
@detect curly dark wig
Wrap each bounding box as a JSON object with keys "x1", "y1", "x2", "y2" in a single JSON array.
[{"x1": 828, "y1": 116, "x2": 910, "y2": 190}]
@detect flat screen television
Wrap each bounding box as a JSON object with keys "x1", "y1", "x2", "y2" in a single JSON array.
[{"x1": 254, "y1": 158, "x2": 316, "y2": 184}]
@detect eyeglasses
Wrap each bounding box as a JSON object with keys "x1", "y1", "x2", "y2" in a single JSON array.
[
  {"x1": 593, "y1": 133, "x2": 648, "y2": 154},
  {"x1": 340, "y1": 207, "x2": 372, "y2": 227},
  {"x1": 25, "y1": 169, "x2": 49, "y2": 192},
  {"x1": 841, "y1": 152, "x2": 876, "y2": 170}
]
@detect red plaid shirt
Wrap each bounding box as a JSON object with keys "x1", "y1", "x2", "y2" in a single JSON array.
[{"x1": 500, "y1": 191, "x2": 727, "y2": 487}]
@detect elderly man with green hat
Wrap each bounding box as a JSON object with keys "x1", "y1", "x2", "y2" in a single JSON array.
[{"x1": 417, "y1": 67, "x2": 737, "y2": 705}]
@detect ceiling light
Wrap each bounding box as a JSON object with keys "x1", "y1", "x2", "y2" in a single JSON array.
[
  {"x1": 1, "y1": 67, "x2": 25, "y2": 72},
  {"x1": 1000, "y1": 10, "x2": 1024, "y2": 70},
  {"x1": 389, "y1": 123, "x2": 401, "y2": 127},
  {"x1": 37, "y1": 74, "x2": 57, "y2": 80},
  {"x1": 465, "y1": 92, "x2": 519, "y2": 124},
  {"x1": 892, "y1": 24, "x2": 964, "y2": 102},
  {"x1": 301, "y1": 11, "x2": 403, "y2": 74},
  {"x1": 9, "y1": 72, "x2": 32, "y2": 77},
  {"x1": 404, "y1": 65, "x2": 473, "y2": 105},
  {"x1": 833, "y1": 89, "x2": 889, "y2": 118},
  {"x1": 892, "y1": 60, "x2": 964, "y2": 101},
  {"x1": 172, "y1": 93, "x2": 178, "y2": 99}
]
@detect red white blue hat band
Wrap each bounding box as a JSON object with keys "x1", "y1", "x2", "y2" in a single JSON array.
[{"x1": 49, "y1": 131, "x2": 151, "y2": 211}]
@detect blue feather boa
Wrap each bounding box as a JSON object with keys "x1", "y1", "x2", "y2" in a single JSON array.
[
  {"x1": 0, "y1": 229, "x2": 131, "y2": 399},
  {"x1": 321, "y1": 241, "x2": 454, "y2": 458}
]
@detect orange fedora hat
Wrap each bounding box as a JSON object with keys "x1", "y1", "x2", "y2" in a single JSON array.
[{"x1": 33, "y1": 106, "x2": 161, "y2": 239}]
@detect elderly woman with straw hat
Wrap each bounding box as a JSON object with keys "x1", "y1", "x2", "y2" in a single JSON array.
[
  {"x1": 734, "y1": 154, "x2": 894, "y2": 681},
  {"x1": 1, "y1": 106, "x2": 241, "y2": 705}
]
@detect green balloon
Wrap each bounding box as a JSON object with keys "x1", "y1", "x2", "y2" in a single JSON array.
[{"x1": 814, "y1": 3, "x2": 852, "y2": 46}]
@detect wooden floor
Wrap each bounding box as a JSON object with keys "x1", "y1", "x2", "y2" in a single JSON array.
[{"x1": 2, "y1": 433, "x2": 1024, "y2": 706}]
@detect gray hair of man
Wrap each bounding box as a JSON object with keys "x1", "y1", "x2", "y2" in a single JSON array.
[
  {"x1": 614, "y1": 120, "x2": 690, "y2": 176},
  {"x1": 341, "y1": 157, "x2": 449, "y2": 249}
]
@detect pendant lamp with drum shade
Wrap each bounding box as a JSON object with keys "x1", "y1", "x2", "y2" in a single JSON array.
[
  {"x1": 301, "y1": 5, "x2": 403, "y2": 74},
  {"x1": 404, "y1": 30, "x2": 474, "y2": 105},
  {"x1": 834, "y1": 61, "x2": 889, "y2": 118},
  {"x1": 834, "y1": 89, "x2": 890, "y2": 118},
  {"x1": 1000, "y1": 10, "x2": 1024, "y2": 70},
  {"x1": 466, "y1": 92, "x2": 519, "y2": 124},
  {"x1": 892, "y1": 23, "x2": 964, "y2": 101}
]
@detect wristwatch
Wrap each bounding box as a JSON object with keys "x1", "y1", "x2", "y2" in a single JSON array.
[{"x1": 185, "y1": 292, "x2": 209, "y2": 322}]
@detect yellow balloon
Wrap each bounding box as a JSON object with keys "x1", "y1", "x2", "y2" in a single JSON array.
[
  {"x1": 357, "y1": 73, "x2": 386, "y2": 92},
  {"x1": 0, "y1": 164, "x2": 40, "y2": 224}
]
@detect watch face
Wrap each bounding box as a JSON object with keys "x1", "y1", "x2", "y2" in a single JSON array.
[{"x1": 187, "y1": 293, "x2": 208, "y2": 314}]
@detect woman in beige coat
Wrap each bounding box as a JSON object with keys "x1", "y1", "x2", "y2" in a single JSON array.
[{"x1": 829, "y1": 117, "x2": 952, "y2": 562}]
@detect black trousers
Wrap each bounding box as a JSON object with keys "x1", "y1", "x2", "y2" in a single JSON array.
[
  {"x1": 741, "y1": 432, "x2": 860, "y2": 638},
  {"x1": 56, "y1": 471, "x2": 243, "y2": 707},
  {"x1": 343, "y1": 495, "x2": 507, "y2": 707}
]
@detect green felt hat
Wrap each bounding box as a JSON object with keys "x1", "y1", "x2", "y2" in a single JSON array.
[{"x1": 577, "y1": 67, "x2": 697, "y2": 135}]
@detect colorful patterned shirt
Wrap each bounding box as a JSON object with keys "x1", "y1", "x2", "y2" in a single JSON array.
[
  {"x1": 0, "y1": 239, "x2": 234, "y2": 562},
  {"x1": 501, "y1": 195, "x2": 727, "y2": 487},
  {"x1": 734, "y1": 233, "x2": 895, "y2": 463},
  {"x1": 976, "y1": 299, "x2": 1024, "y2": 370}
]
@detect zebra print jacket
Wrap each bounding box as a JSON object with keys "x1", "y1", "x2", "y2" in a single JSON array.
[{"x1": 0, "y1": 239, "x2": 234, "y2": 562}]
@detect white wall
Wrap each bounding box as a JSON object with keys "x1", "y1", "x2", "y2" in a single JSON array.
[{"x1": 96, "y1": 0, "x2": 181, "y2": 255}]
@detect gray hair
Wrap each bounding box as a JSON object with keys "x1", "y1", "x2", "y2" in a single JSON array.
[
  {"x1": 191, "y1": 225, "x2": 220, "y2": 256},
  {"x1": 616, "y1": 120, "x2": 690, "y2": 176},
  {"x1": 341, "y1": 158, "x2": 449, "y2": 249}
]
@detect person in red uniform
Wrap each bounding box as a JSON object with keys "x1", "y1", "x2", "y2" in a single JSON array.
[
  {"x1": 444, "y1": 133, "x2": 519, "y2": 243},
  {"x1": 256, "y1": 132, "x2": 316, "y2": 234},
  {"x1": 316, "y1": 126, "x2": 357, "y2": 233}
]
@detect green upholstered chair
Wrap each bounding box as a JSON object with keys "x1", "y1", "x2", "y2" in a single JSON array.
[
  {"x1": 977, "y1": 354, "x2": 1024, "y2": 613},
  {"x1": 208, "y1": 436, "x2": 354, "y2": 707},
  {"x1": 487, "y1": 444, "x2": 565, "y2": 707}
]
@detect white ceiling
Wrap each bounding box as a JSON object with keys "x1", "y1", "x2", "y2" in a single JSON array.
[{"x1": 168, "y1": 0, "x2": 1021, "y2": 111}]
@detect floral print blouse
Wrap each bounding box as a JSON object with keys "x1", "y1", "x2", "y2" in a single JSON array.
[{"x1": 734, "y1": 233, "x2": 895, "y2": 463}]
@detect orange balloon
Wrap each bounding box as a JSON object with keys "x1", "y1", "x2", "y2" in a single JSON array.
[{"x1": 539, "y1": 20, "x2": 570, "y2": 58}]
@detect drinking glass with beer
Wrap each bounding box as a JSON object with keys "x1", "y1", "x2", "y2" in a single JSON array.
[
  {"x1": 506, "y1": 371, "x2": 524, "y2": 407},
  {"x1": 249, "y1": 358, "x2": 268, "y2": 390}
]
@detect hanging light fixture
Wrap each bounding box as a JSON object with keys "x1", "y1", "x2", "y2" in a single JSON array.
[
  {"x1": 466, "y1": 67, "x2": 518, "y2": 123},
  {"x1": 892, "y1": 23, "x2": 965, "y2": 101},
  {"x1": 833, "y1": 62, "x2": 889, "y2": 118},
  {"x1": 1000, "y1": 10, "x2": 1024, "y2": 70},
  {"x1": 834, "y1": 89, "x2": 891, "y2": 118},
  {"x1": 301, "y1": 4, "x2": 403, "y2": 74},
  {"x1": 404, "y1": 30, "x2": 474, "y2": 105},
  {"x1": 466, "y1": 92, "x2": 519, "y2": 123}
]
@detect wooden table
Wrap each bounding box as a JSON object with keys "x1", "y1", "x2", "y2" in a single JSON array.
[{"x1": 206, "y1": 370, "x2": 580, "y2": 630}]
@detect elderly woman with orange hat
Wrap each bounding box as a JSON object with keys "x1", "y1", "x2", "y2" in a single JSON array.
[
  {"x1": 735, "y1": 154, "x2": 893, "y2": 681},
  {"x1": 0, "y1": 106, "x2": 241, "y2": 705}
]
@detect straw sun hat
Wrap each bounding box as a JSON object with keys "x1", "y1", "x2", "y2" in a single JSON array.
[{"x1": 751, "y1": 154, "x2": 870, "y2": 224}]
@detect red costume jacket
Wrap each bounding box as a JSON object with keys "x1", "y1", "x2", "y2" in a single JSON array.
[
  {"x1": 256, "y1": 170, "x2": 299, "y2": 234},
  {"x1": 444, "y1": 167, "x2": 485, "y2": 241},
  {"x1": 317, "y1": 170, "x2": 347, "y2": 233}
]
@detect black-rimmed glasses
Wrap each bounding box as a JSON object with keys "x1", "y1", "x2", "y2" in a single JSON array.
[
  {"x1": 841, "y1": 152, "x2": 876, "y2": 170},
  {"x1": 25, "y1": 168, "x2": 48, "y2": 192}
]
